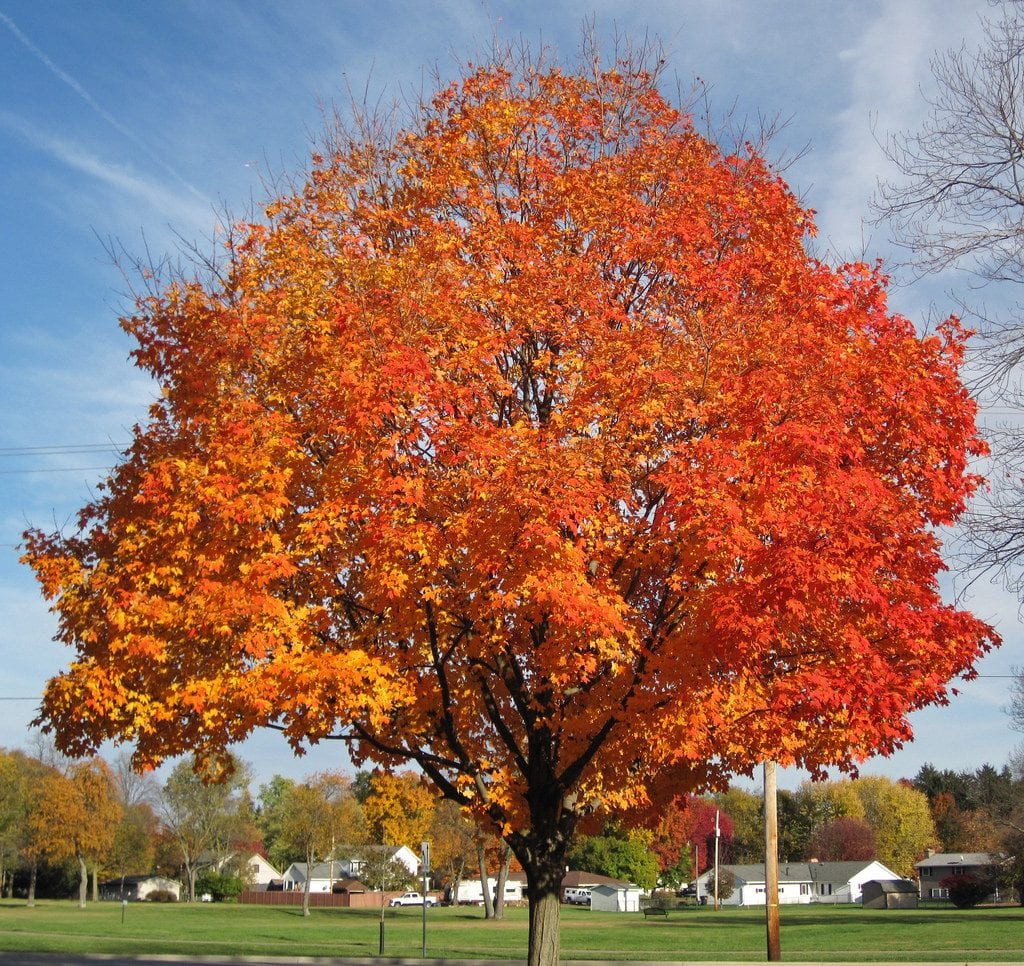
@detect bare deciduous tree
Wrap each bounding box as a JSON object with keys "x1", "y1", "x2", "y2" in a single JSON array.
[
  {"x1": 878, "y1": 3, "x2": 1024, "y2": 286},
  {"x1": 876, "y1": 2, "x2": 1024, "y2": 597}
]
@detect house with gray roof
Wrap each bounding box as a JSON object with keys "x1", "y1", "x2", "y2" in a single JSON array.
[
  {"x1": 696, "y1": 859, "x2": 903, "y2": 906},
  {"x1": 914, "y1": 851, "x2": 1005, "y2": 899},
  {"x1": 282, "y1": 844, "x2": 421, "y2": 894},
  {"x1": 807, "y1": 859, "x2": 904, "y2": 903},
  {"x1": 695, "y1": 862, "x2": 813, "y2": 906}
]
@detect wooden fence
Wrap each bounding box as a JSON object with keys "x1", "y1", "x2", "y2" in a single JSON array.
[{"x1": 240, "y1": 889, "x2": 406, "y2": 909}]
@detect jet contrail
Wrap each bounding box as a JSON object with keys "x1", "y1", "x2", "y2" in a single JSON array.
[{"x1": 0, "y1": 9, "x2": 209, "y2": 204}]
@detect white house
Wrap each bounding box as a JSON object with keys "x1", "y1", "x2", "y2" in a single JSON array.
[
  {"x1": 283, "y1": 859, "x2": 351, "y2": 893},
  {"x1": 590, "y1": 881, "x2": 643, "y2": 912},
  {"x1": 696, "y1": 864, "x2": 813, "y2": 906},
  {"x1": 351, "y1": 844, "x2": 420, "y2": 878},
  {"x1": 696, "y1": 860, "x2": 903, "y2": 906},
  {"x1": 241, "y1": 852, "x2": 282, "y2": 890},
  {"x1": 283, "y1": 845, "x2": 421, "y2": 893},
  {"x1": 807, "y1": 860, "x2": 904, "y2": 903}
]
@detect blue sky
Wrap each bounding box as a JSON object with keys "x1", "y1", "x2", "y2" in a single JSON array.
[{"x1": 1, "y1": 0, "x2": 1019, "y2": 792}]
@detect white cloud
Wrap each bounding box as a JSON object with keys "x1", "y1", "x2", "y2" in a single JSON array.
[
  {"x1": 816, "y1": 0, "x2": 990, "y2": 265},
  {"x1": 0, "y1": 110, "x2": 215, "y2": 236},
  {"x1": 0, "y1": 8, "x2": 208, "y2": 204}
]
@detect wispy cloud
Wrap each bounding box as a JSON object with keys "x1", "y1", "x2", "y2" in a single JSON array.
[
  {"x1": 0, "y1": 7, "x2": 209, "y2": 205},
  {"x1": 817, "y1": 0, "x2": 989, "y2": 267},
  {"x1": 0, "y1": 110, "x2": 214, "y2": 233}
]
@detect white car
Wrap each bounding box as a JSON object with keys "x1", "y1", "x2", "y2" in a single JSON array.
[{"x1": 389, "y1": 891, "x2": 437, "y2": 907}]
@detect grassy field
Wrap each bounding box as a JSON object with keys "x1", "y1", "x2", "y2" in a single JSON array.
[{"x1": 2, "y1": 899, "x2": 1024, "y2": 962}]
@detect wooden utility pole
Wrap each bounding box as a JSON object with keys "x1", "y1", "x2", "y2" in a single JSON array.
[
  {"x1": 764, "y1": 761, "x2": 781, "y2": 961},
  {"x1": 714, "y1": 809, "x2": 720, "y2": 911}
]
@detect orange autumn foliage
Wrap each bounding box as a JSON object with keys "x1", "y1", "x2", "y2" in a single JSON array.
[{"x1": 25, "y1": 56, "x2": 994, "y2": 938}]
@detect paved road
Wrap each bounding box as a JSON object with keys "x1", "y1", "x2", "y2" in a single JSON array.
[
  {"x1": 0, "y1": 956, "x2": 419, "y2": 966},
  {"x1": 0, "y1": 956, "x2": 317, "y2": 966},
  {"x1": 0, "y1": 958, "x2": 1011, "y2": 966},
  {"x1": 0, "y1": 956, "x2": 507, "y2": 966},
  {"x1": 0, "y1": 956, "x2": 416, "y2": 966}
]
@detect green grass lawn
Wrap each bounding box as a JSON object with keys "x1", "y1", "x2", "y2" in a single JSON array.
[{"x1": 2, "y1": 899, "x2": 1024, "y2": 961}]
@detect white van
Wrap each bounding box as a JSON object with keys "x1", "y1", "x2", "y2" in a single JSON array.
[{"x1": 563, "y1": 887, "x2": 591, "y2": 905}]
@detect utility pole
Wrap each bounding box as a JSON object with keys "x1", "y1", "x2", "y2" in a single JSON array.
[
  {"x1": 714, "y1": 809, "x2": 721, "y2": 911},
  {"x1": 764, "y1": 761, "x2": 781, "y2": 961},
  {"x1": 693, "y1": 840, "x2": 700, "y2": 904}
]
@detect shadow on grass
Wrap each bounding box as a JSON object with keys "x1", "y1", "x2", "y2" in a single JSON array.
[
  {"x1": 779, "y1": 910, "x2": 1024, "y2": 927},
  {"x1": 617, "y1": 906, "x2": 1024, "y2": 929}
]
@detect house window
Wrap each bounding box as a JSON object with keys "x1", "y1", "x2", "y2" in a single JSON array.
[
  {"x1": 800, "y1": 884, "x2": 809, "y2": 895},
  {"x1": 930, "y1": 888, "x2": 948, "y2": 899},
  {"x1": 922, "y1": 867, "x2": 932, "y2": 877}
]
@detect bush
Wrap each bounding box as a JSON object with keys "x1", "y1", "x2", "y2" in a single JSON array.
[
  {"x1": 940, "y1": 873, "x2": 992, "y2": 908},
  {"x1": 194, "y1": 870, "x2": 245, "y2": 902},
  {"x1": 146, "y1": 889, "x2": 178, "y2": 902},
  {"x1": 715, "y1": 869, "x2": 736, "y2": 902}
]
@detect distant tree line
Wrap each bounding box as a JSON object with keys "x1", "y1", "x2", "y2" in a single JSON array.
[{"x1": 5, "y1": 735, "x2": 1024, "y2": 906}]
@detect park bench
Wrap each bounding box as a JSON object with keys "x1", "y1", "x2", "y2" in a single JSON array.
[{"x1": 642, "y1": 906, "x2": 669, "y2": 918}]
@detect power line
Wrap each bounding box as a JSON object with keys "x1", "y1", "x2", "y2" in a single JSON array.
[
  {"x1": 0, "y1": 442, "x2": 125, "y2": 476},
  {"x1": 0, "y1": 444, "x2": 127, "y2": 456},
  {"x1": 0, "y1": 466, "x2": 113, "y2": 474}
]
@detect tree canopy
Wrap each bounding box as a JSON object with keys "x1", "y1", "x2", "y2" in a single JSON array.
[{"x1": 23, "y1": 49, "x2": 995, "y2": 966}]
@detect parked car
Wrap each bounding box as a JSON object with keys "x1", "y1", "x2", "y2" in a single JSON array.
[
  {"x1": 563, "y1": 887, "x2": 591, "y2": 905},
  {"x1": 390, "y1": 891, "x2": 437, "y2": 907}
]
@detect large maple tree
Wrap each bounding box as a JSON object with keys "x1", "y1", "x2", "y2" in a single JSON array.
[{"x1": 24, "y1": 56, "x2": 995, "y2": 965}]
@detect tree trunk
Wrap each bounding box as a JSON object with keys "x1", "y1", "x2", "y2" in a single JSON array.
[
  {"x1": 510, "y1": 811, "x2": 575, "y2": 966},
  {"x1": 187, "y1": 864, "x2": 197, "y2": 902},
  {"x1": 764, "y1": 760, "x2": 781, "y2": 961},
  {"x1": 493, "y1": 841, "x2": 513, "y2": 920},
  {"x1": 302, "y1": 870, "x2": 312, "y2": 917},
  {"x1": 526, "y1": 887, "x2": 561, "y2": 966},
  {"x1": 476, "y1": 840, "x2": 494, "y2": 919},
  {"x1": 77, "y1": 853, "x2": 88, "y2": 909},
  {"x1": 27, "y1": 860, "x2": 37, "y2": 907},
  {"x1": 91, "y1": 861, "x2": 99, "y2": 902},
  {"x1": 449, "y1": 855, "x2": 465, "y2": 906}
]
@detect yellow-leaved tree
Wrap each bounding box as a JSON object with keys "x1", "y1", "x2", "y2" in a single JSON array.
[{"x1": 28, "y1": 758, "x2": 122, "y2": 907}]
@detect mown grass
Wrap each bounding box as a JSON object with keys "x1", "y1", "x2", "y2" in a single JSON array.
[{"x1": 2, "y1": 899, "x2": 1024, "y2": 961}]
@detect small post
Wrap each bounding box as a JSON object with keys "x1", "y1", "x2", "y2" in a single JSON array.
[
  {"x1": 421, "y1": 840, "x2": 431, "y2": 958},
  {"x1": 121, "y1": 898, "x2": 127, "y2": 925},
  {"x1": 764, "y1": 761, "x2": 781, "y2": 961},
  {"x1": 379, "y1": 842, "x2": 386, "y2": 956}
]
